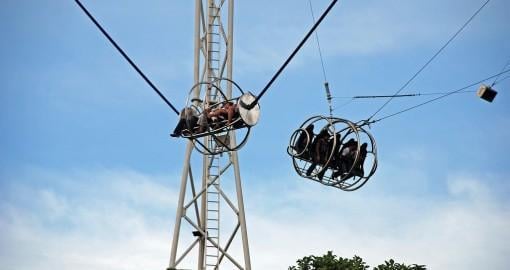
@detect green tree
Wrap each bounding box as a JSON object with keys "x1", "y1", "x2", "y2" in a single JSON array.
[
  {"x1": 288, "y1": 251, "x2": 368, "y2": 270},
  {"x1": 373, "y1": 259, "x2": 426, "y2": 270},
  {"x1": 288, "y1": 251, "x2": 426, "y2": 270}
]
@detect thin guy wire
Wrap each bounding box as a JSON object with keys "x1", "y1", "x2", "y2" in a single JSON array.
[
  {"x1": 495, "y1": 74, "x2": 510, "y2": 84},
  {"x1": 371, "y1": 68, "x2": 510, "y2": 124},
  {"x1": 308, "y1": 0, "x2": 328, "y2": 82},
  {"x1": 308, "y1": 0, "x2": 334, "y2": 120},
  {"x1": 491, "y1": 57, "x2": 510, "y2": 86},
  {"x1": 74, "y1": 0, "x2": 180, "y2": 115},
  {"x1": 331, "y1": 98, "x2": 355, "y2": 112},
  {"x1": 248, "y1": 0, "x2": 339, "y2": 109},
  {"x1": 409, "y1": 90, "x2": 475, "y2": 96},
  {"x1": 332, "y1": 90, "x2": 475, "y2": 99},
  {"x1": 367, "y1": 0, "x2": 491, "y2": 121}
]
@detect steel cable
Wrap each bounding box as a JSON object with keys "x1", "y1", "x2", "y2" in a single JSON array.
[
  {"x1": 74, "y1": 0, "x2": 180, "y2": 115},
  {"x1": 370, "y1": 68, "x2": 510, "y2": 124},
  {"x1": 367, "y1": 0, "x2": 491, "y2": 121},
  {"x1": 243, "y1": 0, "x2": 339, "y2": 110}
]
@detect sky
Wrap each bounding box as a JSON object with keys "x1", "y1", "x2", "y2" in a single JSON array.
[{"x1": 1, "y1": 0, "x2": 510, "y2": 269}]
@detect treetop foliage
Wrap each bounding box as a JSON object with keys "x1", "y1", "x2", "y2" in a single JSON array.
[{"x1": 288, "y1": 251, "x2": 426, "y2": 270}]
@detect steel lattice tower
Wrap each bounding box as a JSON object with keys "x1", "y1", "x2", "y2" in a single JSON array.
[{"x1": 168, "y1": 1, "x2": 251, "y2": 270}]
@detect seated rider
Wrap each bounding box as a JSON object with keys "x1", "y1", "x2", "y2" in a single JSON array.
[
  {"x1": 351, "y1": 143, "x2": 368, "y2": 178},
  {"x1": 316, "y1": 133, "x2": 341, "y2": 180},
  {"x1": 331, "y1": 138, "x2": 357, "y2": 179},
  {"x1": 171, "y1": 107, "x2": 198, "y2": 137},
  {"x1": 208, "y1": 101, "x2": 237, "y2": 127},
  {"x1": 305, "y1": 129, "x2": 329, "y2": 178},
  {"x1": 294, "y1": 124, "x2": 314, "y2": 158},
  {"x1": 197, "y1": 106, "x2": 211, "y2": 133}
]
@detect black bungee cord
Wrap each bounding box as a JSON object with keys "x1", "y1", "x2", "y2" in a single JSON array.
[
  {"x1": 74, "y1": 0, "x2": 180, "y2": 115},
  {"x1": 240, "y1": 0, "x2": 339, "y2": 110}
]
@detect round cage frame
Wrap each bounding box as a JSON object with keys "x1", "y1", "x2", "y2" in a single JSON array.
[
  {"x1": 181, "y1": 78, "x2": 260, "y2": 155},
  {"x1": 287, "y1": 115, "x2": 378, "y2": 191}
]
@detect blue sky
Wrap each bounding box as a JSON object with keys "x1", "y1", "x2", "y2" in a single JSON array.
[{"x1": 1, "y1": 0, "x2": 510, "y2": 269}]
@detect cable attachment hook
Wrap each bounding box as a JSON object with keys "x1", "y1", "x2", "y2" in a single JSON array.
[
  {"x1": 357, "y1": 119, "x2": 375, "y2": 129},
  {"x1": 324, "y1": 82, "x2": 333, "y2": 118},
  {"x1": 323, "y1": 81, "x2": 336, "y2": 133}
]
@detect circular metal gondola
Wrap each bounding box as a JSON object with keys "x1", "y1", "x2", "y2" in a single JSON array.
[
  {"x1": 287, "y1": 116, "x2": 378, "y2": 191},
  {"x1": 178, "y1": 78, "x2": 260, "y2": 155}
]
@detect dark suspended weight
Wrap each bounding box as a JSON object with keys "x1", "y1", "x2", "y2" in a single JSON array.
[
  {"x1": 287, "y1": 116, "x2": 377, "y2": 191},
  {"x1": 477, "y1": 84, "x2": 498, "y2": 103}
]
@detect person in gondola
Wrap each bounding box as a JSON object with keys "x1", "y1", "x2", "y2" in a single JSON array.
[
  {"x1": 350, "y1": 142, "x2": 368, "y2": 178},
  {"x1": 208, "y1": 101, "x2": 237, "y2": 128},
  {"x1": 331, "y1": 138, "x2": 357, "y2": 179},
  {"x1": 305, "y1": 128, "x2": 329, "y2": 178},
  {"x1": 294, "y1": 124, "x2": 314, "y2": 158},
  {"x1": 196, "y1": 106, "x2": 211, "y2": 134},
  {"x1": 171, "y1": 107, "x2": 198, "y2": 137},
  {"x1": 316, "y1": 133, "x2": 341, "y2": 180},
  {"x1": 329, "y1": 133, "x2": 343, "y2": 170}
]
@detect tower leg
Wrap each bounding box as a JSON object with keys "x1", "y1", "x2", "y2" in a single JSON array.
[
  {"x1": 230, "y1": 148, "x2": 252, "y2": 270},
  {"x1": 168, "y1": 141, "x2": 194, "y2": 269}
]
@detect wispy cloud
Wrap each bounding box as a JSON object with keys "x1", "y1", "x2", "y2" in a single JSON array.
[
  {"x1": 0, "y1": 167, "x2": 177, "y2": 270},
  {"x1": 1, "y1": 166, "x2": 509, "y2": 269},
  {"x1": 233, "y1": 0, "x2": 505, "y2": 77},
  {"x1": 245, "y1": 171, "x2": 510, "y2": 269}
]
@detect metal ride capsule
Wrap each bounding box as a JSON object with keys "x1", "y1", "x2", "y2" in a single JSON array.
[
  {"x1": 180, "y1": 78, "x2": 260, "y2": 155},
  {"x1": 287, "y1": 116, "x2": 378, "y2": 191}
]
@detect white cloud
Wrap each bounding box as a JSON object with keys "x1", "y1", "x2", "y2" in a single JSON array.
[
  {"x1": 232, "y1": 0, "x2": 444, "y2": 75},
  {"x1": 447, "y1": 173, "x2": 490, "y2": 200},
  {"x1": 232, "y1": 0, "x2": 505, "y2": 77},
  {"x1": 244, "y1": 172, "x2": 510, "y2": 269},
  {"x1": 38, "y1": 189, "x2": 69, "y2": 220},
  {"x1": 1, "y1": 167, "x2": 509, "y2": 270},
  {"x1": 0, "y1": 168, "x2": 177, "y2": 270}
]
